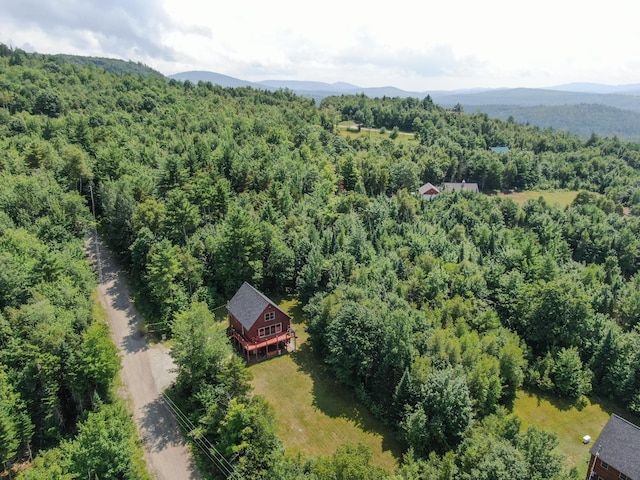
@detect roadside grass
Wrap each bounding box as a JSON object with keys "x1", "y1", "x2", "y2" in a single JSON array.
[
  {"x1": 513, "y1": 390, "x2": 640, "y2": 478},
  {"x1": 248, "y1": 296, "x2": 402, "y2": 472},
  {"x1": 496, "y1": 189, "x2": 579, "y2": 207}
]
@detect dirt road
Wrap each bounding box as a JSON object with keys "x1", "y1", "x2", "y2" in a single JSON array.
[{"x1": 86, "y1": 233, "x2": 201, "y2": 480}]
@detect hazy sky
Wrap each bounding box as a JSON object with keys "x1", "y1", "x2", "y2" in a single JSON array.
[{"x1": 2, "y1": 0, "x2": 639, "y2": 91}]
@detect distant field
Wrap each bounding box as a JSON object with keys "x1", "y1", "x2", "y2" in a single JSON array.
[
  {"x1": 337, "y1": 122, "x2": 416, "y2": 142},
  {"x1": 496, "y1": 190, "x2": 579, "y2": 207},
  {"x1": 249, "y1": 297, "x2": 401, "y2": 472},
  {"x1": 513, "y1": 391, "x2": 640, "y2": 477}
]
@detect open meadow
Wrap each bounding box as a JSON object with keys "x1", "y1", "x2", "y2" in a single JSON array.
[
  {"x1": 248, "y1": 297, "x2": 402, "y2": 472},
  {"x1": 246, "y1": 296, "x2": 640, "y2": 477},
  {"x1": 496, "y1": 189, "x2": 579, "y2": 207},
  {"x1": 337, "y1": 121, "x2": 417, "y2": 142},
  {"x1": 514, "y1": 391, "x2": 640, "y2": 477}
]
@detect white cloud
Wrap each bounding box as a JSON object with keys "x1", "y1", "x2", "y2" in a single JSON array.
[{"x1": 1, "y1": 0, "x2": 639, "y2": 90}]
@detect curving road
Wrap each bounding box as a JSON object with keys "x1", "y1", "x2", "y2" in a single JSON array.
[{"x1": 86, "y1": 233, "x2": 201, "y2": 480}]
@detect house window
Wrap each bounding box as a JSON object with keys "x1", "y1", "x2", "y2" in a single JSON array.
[
  {"x1": 619, "y1": 474, "x2": 629, "y2": 480},
  {"x1": 601, "y1": 461, "x2": 609, "y2": 470},
  {"x1": 264, "y1": 311, "x2": 275, "y2": 322},
  {"x1": 258, "y1": 323, "x2": 282, "y2": 338}
]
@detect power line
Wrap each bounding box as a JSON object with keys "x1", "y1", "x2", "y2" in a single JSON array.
[
  {"x1": 89, "y1": 184, "x2": 103, "y2": 284},
  {"x1": 161, "y1": 392, "x2": 241, "y2": 479},
  {"x1": 163, "y1": 397, "x2": 232, "y2": 477},
  {"x1": 161, "y1": 393, "x2": 232, "y2": 477}
]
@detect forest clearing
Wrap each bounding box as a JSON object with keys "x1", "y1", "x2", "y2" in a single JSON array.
[
  {"x1": 513, "y1": 391, "x2": 628, "y2": 477},
  {"x1": 497, "y1": 189, "x2": 580, "y2": 206},
  {"x1": 248, "y1": 298, "x2": 401, "y2": 472}
]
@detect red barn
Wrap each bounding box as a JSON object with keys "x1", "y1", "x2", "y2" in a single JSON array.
[
  {"x1": 586, "y1": 414, "x2": 640, "y2": 480},
  {"x1": 227, "y1": 282, "x2": 294, "y2": 363}
]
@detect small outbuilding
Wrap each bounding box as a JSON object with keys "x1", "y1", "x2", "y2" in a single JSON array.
[
  {"x1": 490, "y1": 146, "x2": 510, "y2": 153},
  {"x1": 586, "y1": 414, "x2": 640, "y2": 480},
  {"x1": 227, "y1": 282, "x2": 294, "y2": 363},
  {"x1": 418, "y1": 182, "x2": 441, "y2": 199}
]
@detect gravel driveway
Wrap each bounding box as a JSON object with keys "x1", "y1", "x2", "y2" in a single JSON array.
[{"x1": 86, "y1": 233, "x2": 201, "y2": 480}]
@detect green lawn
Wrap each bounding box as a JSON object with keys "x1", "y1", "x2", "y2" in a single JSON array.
[
  {"x1": 337, "y1": 122, "x2": 417, "y2": 143},
  {"x1": 249, "y1": 297, "x2": 402, "y2": 472},
  {"x1": 496, "y1": 190, "x2": 580, "y2": 207},
  {"x1": 246, "y1": 296, "x2": 640, "y2": 478},
  {"x1": 513, "y1": 391, "x2": 640, "y2": 477}
]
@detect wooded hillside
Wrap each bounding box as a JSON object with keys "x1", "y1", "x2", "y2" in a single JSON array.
[{"x1": 1, "y1": 44, "x2": 640, "y2": 479}]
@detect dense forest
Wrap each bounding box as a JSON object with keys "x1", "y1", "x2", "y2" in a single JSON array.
[
  {"x1": 469, "y1": 103, "x2": 640, "y2": 142},
  {"x1": 1, "y1": 44, "x2": 640, "y2": 479}
]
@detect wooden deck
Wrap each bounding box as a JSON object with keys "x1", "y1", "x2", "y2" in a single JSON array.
[{"x1": 229, "y1": 328, "x2": 295, "y2": 363}]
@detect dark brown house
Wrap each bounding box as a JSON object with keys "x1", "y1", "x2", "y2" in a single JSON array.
[
  {"x1": 227, "y1": 282, "x2": 293, "y2": 363},
  {"x1": 586, "y1": 414, "x2": 640, "y2": 480}
]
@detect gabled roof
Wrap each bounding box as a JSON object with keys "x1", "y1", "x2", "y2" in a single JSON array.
[
  {"x1": 490, "y1": 146, "x2": 510, "y2": 153},
  {"x1": 442, "y1": 182, "x2": 479, "y2": 192},
  {"x1": 590, "y1": 414, "x2": 640, "y2": 478},
  {"x1": 419, "y1": 182, "x2": 440, "y2": 195},
  {"x1": 227, "y1": 282, "x2": 289, "y2": 330}
]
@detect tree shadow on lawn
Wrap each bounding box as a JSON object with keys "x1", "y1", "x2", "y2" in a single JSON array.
[
  {"x1": 525, "y1": 388, "x2": 640, "y2": 424},
  {"x1": 290, "y1": 342, "x2": 403, "y2": 460},
  {"x1": 527, "y1": 388, "x2": 580, "y2": 412}
]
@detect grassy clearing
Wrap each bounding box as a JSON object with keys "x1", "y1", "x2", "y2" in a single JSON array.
[
  {"x1": 513, "y1": 390, "x2": 640, "y2": 478},
  {"x1": 496, "y1": 190, "x2": 579, "y2": 207},
  {"x1": 337, "y1": 122, "x2": 417, "y2": 143},
  {"x1": 249, "y1": 297, "x2": 402, "y2": 472}
]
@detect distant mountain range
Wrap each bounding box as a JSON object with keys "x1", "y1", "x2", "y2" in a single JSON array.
[
  {"x1": 169, "y1": 71, "x2": 418, "y2": 102},
  {"x1": 472, "y1": 103, "x2": 640, "y2": 141},
  {"x1": 169, "y1": 71, "x2": 640, "y2": 141},
  {"x1": 19, "y1": 52, "x2": 640, "y2": 141},
  {"x1": 170, "y1": 70, "x2": 640, "y2": 109}
]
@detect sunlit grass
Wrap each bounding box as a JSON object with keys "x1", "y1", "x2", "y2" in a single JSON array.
[
  {"x1": 336, "y1": 121, "x2": 417, "y2": 143},
  {"x1": 513, "y1": 390, "x2": 640, "y2": 478},
  {"x1": 249, "y1": 296, "x2": 402, "y2": 472},
  {"x1": 496, "y1": 190, "x2": 580, "y2": 207}
]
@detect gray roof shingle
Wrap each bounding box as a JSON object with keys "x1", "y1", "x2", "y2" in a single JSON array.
[
  {"x1": 442, "y1": 182, "x2": 479, "y2": 193},
  {"x1": 419, "y1": 182, "x2": 440, "y2": 195},
  {"x1": 227, "y1": 282, "x2": 288, "y2": 330},
  {"x1": 590, "y1": 414, "x2": 640, "y2": 478}
]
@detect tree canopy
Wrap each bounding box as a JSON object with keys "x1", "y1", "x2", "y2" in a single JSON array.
[{"x1": 2, "y1": 43, "x2": 640, "y2": 478}]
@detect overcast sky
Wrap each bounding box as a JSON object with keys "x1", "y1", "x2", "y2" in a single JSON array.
[{"x1": 2, "y1": 0, "x2": 639, "y2": 91}]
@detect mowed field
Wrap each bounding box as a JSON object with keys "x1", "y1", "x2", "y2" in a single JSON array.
[
  {"x1": 337, "y1": 121, "x2": 417, "y2": 142},
  {"x1": 244, "y1": 296, "x2": 640, "y2": 477},
  {"x1": 496, "y1": 189, "x2": 579, "y2": 207},
  {"x1": 248, "y1": 297, "x2": 402, "y2": 472},
  {"x1": 514, "y1": 391, "x2": 640, "y2": 478}
]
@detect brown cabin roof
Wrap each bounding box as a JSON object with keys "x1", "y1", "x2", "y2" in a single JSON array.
[{"x1": 227, "y1": 282, "x2": 289, "y2": 330}]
